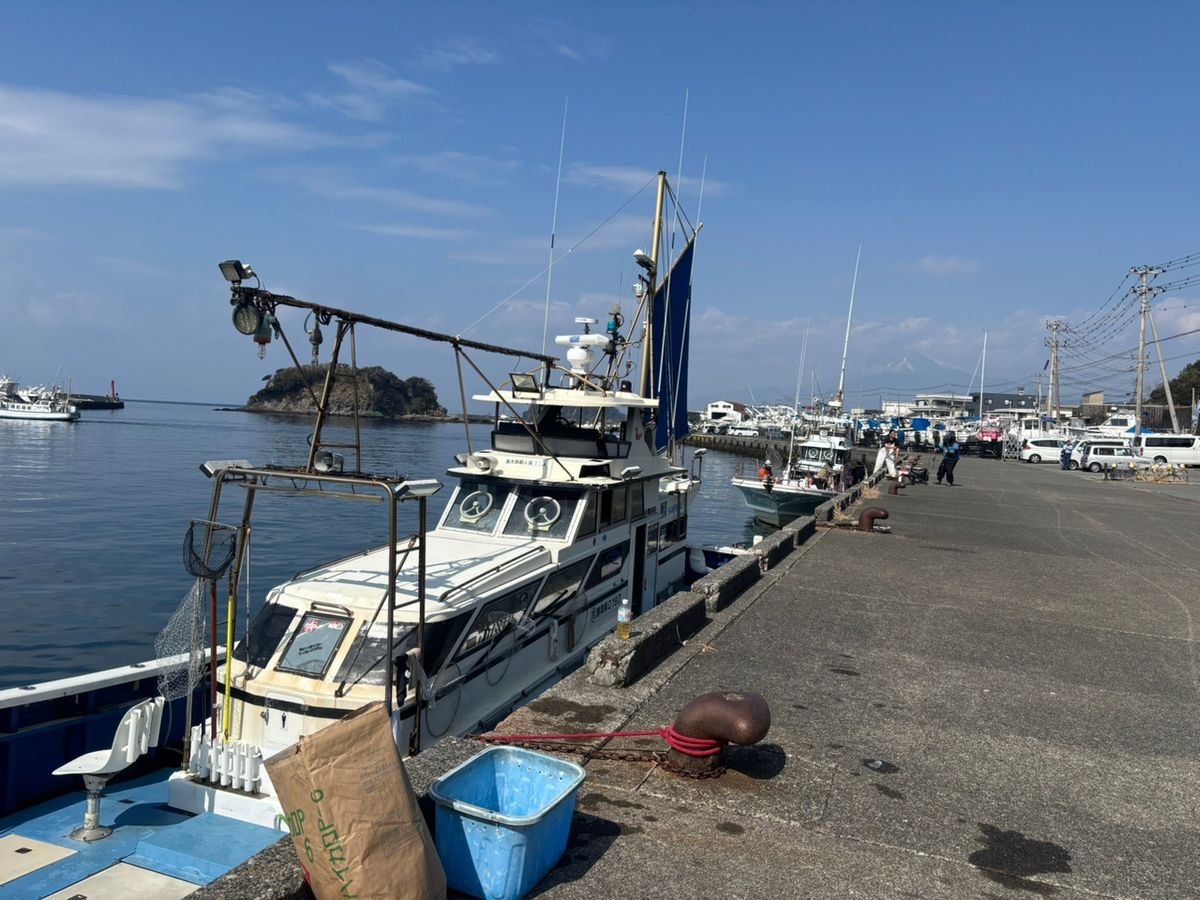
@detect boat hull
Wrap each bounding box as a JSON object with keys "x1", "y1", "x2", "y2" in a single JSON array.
[
  {"x1": 0, "y1": 406, "x2": 80, "y2": 421},
  {"x1": 731, "y1": 476, "x2": 834, "y2": 527}
]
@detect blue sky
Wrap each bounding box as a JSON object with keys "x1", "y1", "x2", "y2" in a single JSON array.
[{"x1": 2, "y1": 2, "x2": 1199, "y2": 410}]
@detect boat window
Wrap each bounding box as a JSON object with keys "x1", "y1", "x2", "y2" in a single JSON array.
[
  {"x1": 333, "y1": 624, "x2": 417, "y2": 688},
  {"x1": 456, "y1": 583, "x2": 538, "y2": 659},
  {"x1": 663, "y1": 516, "x2": 688, "y2": 546},
  {"x1": 646, "y1": 523, "x2": 660, "y2": 555},
  {"x1": 599, "y1": 486, "x2": 627, "y2": 528},
  {"x1": 531, "y1": 557, "x2": 593, "y2": 616},
  {"x1": 586, "y1": 540, "x2": 630, "y2": 588},
  {"x1": 423, "y1": 615, "x2": 472, "y2": 674},
  {"x1": 232, "y1": 604, "x2": 297, "y2": 669},
  {"x1": 503, "y1": 487, "x2": 576, "y2": 541},
  {"x1": 630, "y1": 482, "x2": 645, "y2": 519},
  {"x1": 275, "y1": 612, "x2": 352, "y2": 678},
  {"x1": 444, "y1": 480, "x2": 509, "y2": 534}
]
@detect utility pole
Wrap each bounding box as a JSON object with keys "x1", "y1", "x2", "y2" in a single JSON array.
[
  {"x1": 1130, "y1": 266, "x2": 1163, "y2": 437},
  {"x1": 1044, "y1": 321, "x2": 1063, "y2": 426},
  {"x1": 1146, "y1": 303, "x2": 1181, "y2": 433}
]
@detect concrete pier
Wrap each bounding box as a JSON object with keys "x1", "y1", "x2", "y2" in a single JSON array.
[{"x1": 199, "y1": 454, "x2": 1200, "y2": 898}]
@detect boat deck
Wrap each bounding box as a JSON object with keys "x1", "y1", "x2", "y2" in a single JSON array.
[{"x1": 0, "y1": 769, "x2": 280, "y2": 899}]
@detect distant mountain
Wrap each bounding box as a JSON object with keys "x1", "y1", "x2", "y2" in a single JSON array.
[{"x1": 856, "y1": 352, "x2": 974, "y2": 396}]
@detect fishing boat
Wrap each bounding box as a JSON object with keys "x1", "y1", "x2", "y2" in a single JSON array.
[
  {"x1": 730, "y1": 433, "x2": 848, "y2": 527},
  {"x1": 0, "y1": 375, "x2": 80, "y2": 421},
  {"x1": 0, "y1": 170, "x2": 704, "y2": 894}
]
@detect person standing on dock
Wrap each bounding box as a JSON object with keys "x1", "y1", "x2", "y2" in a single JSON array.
[
  {"x1": 937, "y1": 433, "x2": 961, "y2": 485},
  {"x1": 872, "y1": 429, "x2": 898, "y2": 478}
]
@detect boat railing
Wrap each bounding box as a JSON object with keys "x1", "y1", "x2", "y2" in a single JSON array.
[{"x1": 436, "y1": 545, "x2": 549, "y2": 608}]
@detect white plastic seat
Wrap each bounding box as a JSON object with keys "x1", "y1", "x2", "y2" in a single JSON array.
[{"x1": 52, "y1": 696, "x2": 165, "y2": 841}]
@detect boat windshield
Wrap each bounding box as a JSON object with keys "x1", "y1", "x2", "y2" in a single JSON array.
[
  {"x1": 502, "y1": 486, "x2": 579, "y2": 541},
  {"x1": 442, "y1": 480, "x2": 511, "y2": 534}
]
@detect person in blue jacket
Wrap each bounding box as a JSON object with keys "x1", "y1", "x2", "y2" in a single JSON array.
[
  {"x1": 1060, "y1": 441, "x2": 1074, "y2": 470},
  {"x1": 937, "y1": 433, "x2": 961, "y2": 485}
]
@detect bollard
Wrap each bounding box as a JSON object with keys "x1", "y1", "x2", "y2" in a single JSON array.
[
  {"x1": 888, "y1": 480, "x2": 905, "y2": 495},
  {"x1": 666, "y1": 691, "x2": 771, "y2": 777},
  {"x1": 857, "y1": 507, "x2": 889, "y2": 532}
]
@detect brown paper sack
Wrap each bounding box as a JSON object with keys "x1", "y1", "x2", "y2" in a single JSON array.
[{"x1": 266, "y1": 702, "x2": 447, "y2": 900}]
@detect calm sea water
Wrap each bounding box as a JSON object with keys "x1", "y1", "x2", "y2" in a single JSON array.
[{"x1": 0, "y1": 402, "x2": 760, "y2": 689}]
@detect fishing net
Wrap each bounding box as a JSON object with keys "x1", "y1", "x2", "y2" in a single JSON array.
[
  {"x1": 155, "y1": 579, "x2": 208, "y2": 701},
  {"x1": 154, "y1": 521, "x2": 238, "y2": 701},
  {"x1": 183, "y1": 520, "x2": 237, "y2": 580}
]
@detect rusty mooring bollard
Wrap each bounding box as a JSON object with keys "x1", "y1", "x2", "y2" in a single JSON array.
[
  {"x1": 857, "y1": 506, "x2": 889, "y2": 532},
  {"x1": 888, "y1": 480, "x2": 905, "y2": 495},
  {"x1": 666, "y1": 691, "x2": 771, "y2": 776}
]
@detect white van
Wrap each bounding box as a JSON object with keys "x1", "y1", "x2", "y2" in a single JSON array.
[
  {"x1": 1069, "y1": 439, "x2": 1126, "y2": 470},
  {"x1": 1129, "y1": 433, "x2": 1200, "y2": 466}
]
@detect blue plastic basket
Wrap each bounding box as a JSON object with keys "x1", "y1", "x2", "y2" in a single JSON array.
[{"x1": 429, "y1": 746, "x2": 586, "y2": 900}]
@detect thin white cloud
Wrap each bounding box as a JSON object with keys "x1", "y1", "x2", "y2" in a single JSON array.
[
  {"x1": 915, "y1": 255, "x2": 980, "y2": 276},
  {"x1": 268, "y1": 166, "x2": 493, "y2": 218},
  {"x1": 0, "y1": 84, "x2": 328, "y2": 189},
  {"x1": 417, "y1": 38, "x2": 499, "y2": 71},
  {"x1": 390, "y1": 150, "x2": 522, "y2": 184},
  {"x1": 349, "y1": 223, "x2": 471, "y2": 241},
  {"x1": 309, "y1": 61, "x2": 433, "y2": 122},
  {"x1": 525, "y1": 19, "x2": 609, "y2": 61}
]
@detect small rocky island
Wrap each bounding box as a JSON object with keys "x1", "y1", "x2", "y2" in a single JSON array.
[{"x1": 245, "y1": 365, "x2": 447, "y2": 419}]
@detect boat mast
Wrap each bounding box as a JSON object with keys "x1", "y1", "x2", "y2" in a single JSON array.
[
  {"x1": 786, "y1": 324, "x2": 810, "y2": 471},
  {"x1": 979, "y1": 330, "x2": 988, "y2": 422},
  {"x1": 832, "y1": 244, "x2": 862, "y2": 410},
  {"x1": 638, "y1": 171, "x2": 669, "y2": 399}
]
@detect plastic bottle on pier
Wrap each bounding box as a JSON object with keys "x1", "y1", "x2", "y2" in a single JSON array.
[{"x1": 616, "y1": 597, "x2": 632, "y2": 640}]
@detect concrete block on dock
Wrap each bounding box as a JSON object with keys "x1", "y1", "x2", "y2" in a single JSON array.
[
  {"x1": 751, "y1": 529, "x2": 794, "y2": 571},
  {"x1": 691, "y1": 553, "x2": 761, "y2": 613},
  {"x1": 783, "y1": 514, "x2": 817, "y2": 545},
  {"x1": 586, "y1": 592, "x2": 708, "y2": 688}
]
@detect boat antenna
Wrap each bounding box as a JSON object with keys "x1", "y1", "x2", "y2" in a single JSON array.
[
  {"x1": 541, "y1": 97, "x2": 569, "y2": 361},
  {"x1": 787, "y1": 321, "x2": 810, "y2": 468},
  {"x1": 980, "y1": 329, "x2": 988, "y2": 420},
  {"x1": 832, "y1": 244, "x2": 862, "y2": 409}
]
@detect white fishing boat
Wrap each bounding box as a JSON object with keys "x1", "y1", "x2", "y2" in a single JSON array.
[
  {"x1": 168, "y1": 171, "x2": 704, "y2": 824},
  {"x1": 0, "y1": 375, "x2": 80, "y2": 421},
  {"x1": 731, "y1": 433, "x2": 848, "y2": 527}
]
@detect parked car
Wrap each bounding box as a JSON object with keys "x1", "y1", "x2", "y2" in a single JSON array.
[
  {"x1": 1020, "y1": 437, "x2": 1064, "y2": 464},
  {"x1": 1128, "y1": 433, "x2": 1200, "y2": 466},
  {"x1": 728, "y1": 427, "x2": 760, "y2": 437},
  {"x1": 1079, "y1": 444, "x2": 1156, "y2": 473},
  {"x1": 1068, "y1": 439, "x2": 1127, "y2": 470}
]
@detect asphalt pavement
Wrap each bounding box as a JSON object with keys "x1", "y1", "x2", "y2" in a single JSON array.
[{"x1": 521, "y1": 454, "x2": 1200, "y2": 898}]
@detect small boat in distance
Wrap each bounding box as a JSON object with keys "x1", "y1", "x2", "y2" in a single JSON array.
[
  {"x1": 731, "y1": 432, "x2": 849, "y2": 527},
  {"x1": 0, "y1": 375, "x2": 80, "y2": 421}
]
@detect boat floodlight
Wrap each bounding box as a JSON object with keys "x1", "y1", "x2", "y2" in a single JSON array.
[
  {"x1": 395, "y1": 478, "x2": 442, "y2": 499},
  {"x1": 219, "y1": 259, "x2": 255, "y2": 283},
  {"x1": 510, "y1": 372, "x2": 541, "y2": 395},
  {"x1": 633, "y1": 249, "x2": 655, "y2": 273},
  {"x1": 621, "y1": 465, "x2": 642, "y2": 480},
  {"x1": 313, "y1": 450, "x2": 344, "y2": 474},
  {"x1": 199, "y1": 459, "x2": 254, "y2": 478},
  {"x1": 693, "y1": 448, "x2": 708, "y2": 457},
  {"x1": 232, "y1": 302, "x2": 263, "y2": 335}
]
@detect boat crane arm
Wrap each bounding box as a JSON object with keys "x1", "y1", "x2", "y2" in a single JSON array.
[{"x1": 228, "y1": 284, "x2": 558, "y2": 366}]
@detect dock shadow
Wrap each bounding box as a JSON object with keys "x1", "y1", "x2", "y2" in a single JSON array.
[
  {"x1": 526, "y1": 810, "x2": 621, "y2": 896},
  {"x1": 724, "y1": 743, "x2": 787, "y2": 780}
]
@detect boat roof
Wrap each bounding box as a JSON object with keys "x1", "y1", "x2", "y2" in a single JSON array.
[
  {"x1": 473, "y1": 387, "x2": 659, "y2": 409},
  {"x1": 276, "y1": 532, "x2": 554, "y2": 621}
]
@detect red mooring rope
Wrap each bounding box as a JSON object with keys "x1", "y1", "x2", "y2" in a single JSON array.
[{"x1": 475, "y1": 725, "x2": 725, "y2": 757}]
